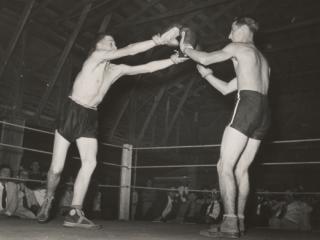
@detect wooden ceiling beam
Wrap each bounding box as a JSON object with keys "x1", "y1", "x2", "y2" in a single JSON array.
[
  {"x1": 161, "y1": 75, "x2": 196, "y2": 144},
  {"x1": 83, "y1": 0, "x2": 125, "y2": 31},
  {"x1": 111, "y1": 0, "x2": 233, "y2": 31},
  {"x1": 262, "y1": 17, "x2": 320, "y2": 34},
  {"x1": 137, "y1": 86, "x2": 167, "y2": 145},
  {"x1": 0, "y1": 0, "x2": 36, "y2": 81},
  {"x1": 55, "y1": 0, "x2": 113, "y2": 24},
  {"x1": 35, "y1": 2, "x2": 92, "y2": 119},
  {"x1": 110, "y1": 0, "x2": 161, "y2": 30}
]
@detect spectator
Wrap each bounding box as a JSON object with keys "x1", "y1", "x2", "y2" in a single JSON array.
[
  {"x1": 0, "y1": 164, "x2": 18, "y2": 217},
  {"x1": 172, "y1": 186, "x2": 189, "y2": 223},
  {"x1": 131, "y1": 189, "x2": 138, "y2": 220},
  {"x1": 269, "y1": 191, "x2": 313, "y2": 230},
  {"x1": 184, "y1": 192, "x2": 199, "y2": 223},
  {"x1": 152, "y1": 187, "x2": 180, "y2": 222},
  {"x1": 15, "y1": 169, "x2": 39, "y2": 219},
  {"x1": 59, "y1": 177, "x2": 74, "y2": 215},
  {"x1": 252, "y1": 192, "x2": 272, "y2": 227},
  {"x1": 140, "y1": 179, "x2": 156, "y2": 219},
  {"x1": 205, "y1": 189, "x2": 223, "y2": 225},
  {"x1": 92, "y1": 189, "x2": 102, "y2": 219},
  {"x1": 27, "y1": 160, "x2": 46, "y2": 190}
]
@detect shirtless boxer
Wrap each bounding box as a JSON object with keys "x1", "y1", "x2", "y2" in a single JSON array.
[
  {"x1": 181, "y1": 17, "x2": 270, "y2": 238},
  {"x1": 37, "y1": 26, "x2": 186, "y2": 229}
]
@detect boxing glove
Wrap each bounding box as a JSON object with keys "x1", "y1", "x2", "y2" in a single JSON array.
[
  {"x1": 180, "y1": 27, "x2": 197, "y2": 54},
  {"x1": 153, "y1": 24, "x2": 182, "y2": 46}
]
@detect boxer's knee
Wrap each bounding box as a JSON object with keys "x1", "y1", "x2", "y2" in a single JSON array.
[{"x1": 81, "y1": 157, "x2": 97, "y2": 172}]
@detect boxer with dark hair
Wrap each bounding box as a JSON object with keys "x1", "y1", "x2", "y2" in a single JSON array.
[
  {"x1": 37, "y1": 26, "x2": 186, "y2": 229},
  {"x1": 181, "y1": 17, "x2": 270, "y2": 238}
]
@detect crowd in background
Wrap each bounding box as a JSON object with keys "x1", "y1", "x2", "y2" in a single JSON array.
[
  {"x1": 133, "y1": 180, "x2": 320, "y2": 231},
  {"x1": 1, "y1": 165, "x2": 320, "y2": 231}
]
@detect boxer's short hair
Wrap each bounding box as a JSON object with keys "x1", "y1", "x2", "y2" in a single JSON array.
[{"x1": 234, "y1": 16, "x2": 259, "y2": 33}]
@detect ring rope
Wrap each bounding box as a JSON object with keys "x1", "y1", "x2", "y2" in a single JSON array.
[
  {"x1": 261, "y1": 161, "x2": 320, "y2": 166},
  {"x1": 2, "y1": 120, "x2": 320, "y2": 150},
  {"x1": 0, "y1": 120, "x2": 54, "y2": 135},
  {"x1": 0, "y1": 142, "x2": 128, "y2": 168},
  {"x1": 100, "y1": 142, "x2": 126, "y2": 149},
  {"x1": 133, "y1": 138, "x2": 320, "y2": 150},
  {"x1": 72, "y1": 156, "x2": 126, "y2": 168},
  {"x1": 132, "y1": 185, "x2": 213, "y2": 193},
  {"x1": 0, "y1": 120, "x2": 124, "y2": 149},
  {"x1": 257, "y1": 191, "x2": 320, "y2": 195},
  {"x1": 0, "y1": 142, "x2": 53, "y2": 155},
  {"x1": 134, "y1": 161, "x2": 320, "y2": 169},
  {"x1": 98, "y1": 184, "x2": 128, "y2": 188},
  {"x1": 131, "y1": 185, "x2": 320, "y2": 195},
  {"x1": 0, "y1": 177, "x2": 128, "y2": 189},
  {"x1": 134, "y1": 164, "x2": 217, "y2": 169},
  {"x1": 134, "y1": 144, "x2": 220, "y2": 150},
  {"x1": 2, "y1": 141, "x2": 320, "y2": 168},
  {"x1": 0, "y1": 177, "x2": 46, "y2": 183},
  {"x1": 102, "y1": 161, "x2": 129, "y2": 168},
  {"x1": 1, "y1": 177, "x2": 320, "y2": 195},
  {"x1": 1, "y1": 142, "x2": 319, "y2": 168}
]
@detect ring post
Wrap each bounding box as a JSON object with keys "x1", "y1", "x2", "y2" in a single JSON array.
[{"x1": 119, "y1": 144, "x2": 132, "y2": 220}]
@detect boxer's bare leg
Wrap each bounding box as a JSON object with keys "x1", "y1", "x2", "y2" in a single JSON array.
[
  {"x1": 72, "y1": 137, "x2": 98, "y2": 206},
  {"x1": 217, "y1": 126, "x2": 248, "y2": 216},
  {"x1": 38, "y1": 131, "x2": 70, "y2": 222},
  {"x1": 235, "y1": 138, "x2": 261, "y2": 233},
  {"x1": 63, "y1": 137, "x2": 99, "y2": 229}
]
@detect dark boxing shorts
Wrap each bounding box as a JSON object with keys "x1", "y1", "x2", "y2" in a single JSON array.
[
  {"x1": 229, "y1": 90, "x2": 270, "y2": 140},
  {"x1": 57, "y1": 97, "x2": 98, "y2": 142}
]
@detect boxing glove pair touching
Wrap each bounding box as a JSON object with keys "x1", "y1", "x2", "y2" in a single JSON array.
[
  {"x1": 152, "y1": 25, "x2": 196, "y2": 53},
  {"x1": 152, "y1": 25, "x2": 212, "y2": 78}
]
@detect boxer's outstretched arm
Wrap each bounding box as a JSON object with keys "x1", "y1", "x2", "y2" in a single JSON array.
[
  {"x1": 197, "y1": 64, "x2": 237, "y2": 95},
  {"x1": 92, "y1": 39, "x2": 158, "y2": 62},
  {"x1": 120, "y1": 60, "x2": 175, "y2": 76},
  {"x1": 120, "y1": 55, "x2": 187, "y2": 76},
  {"x1": 92, "y1": 27, "x2": 180, "y2": 62},
  {"x1": 184, "y1": 43, "x2": 235, "y2": 66}
]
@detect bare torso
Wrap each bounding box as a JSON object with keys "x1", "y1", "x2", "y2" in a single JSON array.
[
  {"x1": 70, "y1": 54, "x2": 122, "y2": 109},
  {"x1": 231, "y1": 43, "x2": 269, "y2": 95}
]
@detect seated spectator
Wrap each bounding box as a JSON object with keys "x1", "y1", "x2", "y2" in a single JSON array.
[
  {"x1": 140, "y1": 179, "x2": 156, "y2": 220},
  {"x1": 269, "y1": 191, "x2": 313, "y2": 230},
  {"x1": 184, "y1": 192, "x2": 201, "y2": 223},
  {"x1": 152, "y1": 187, "x2": 180, "y2": 222},
  {"x1": 130, "y1": 189, "x2": 138, "y2": 220},
  {"x1": 92, "y1": 189, "x2": 102, "y2": 219},
  {"x1": 26, "y1": 161, "x2": 46, "y2": 206},
  {"x1": 205, "y1": 189, "x2": 223, "y2": 224},
  {"x1": 172, "y1": 186, "x2": 189, "y2": 223},
  {"x1": 252, "y1": 193, "x2": 272, "y2": 227},
  {"x1": 59, "y1": 177, "x2": 74, "y2": 215},
  {"x1": 14, "y1": 169, "x2": 39, "y2": 219},
  {"x1": 0, "y1": 164, "x2": 19, "y2": 217},
  {"x1": 196, "y1": 188, "x2": 212, "y2": 223}
]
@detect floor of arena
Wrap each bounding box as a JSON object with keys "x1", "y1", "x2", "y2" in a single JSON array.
[{"x1": 0, "y1": 217, "x2": 319, "y2": 240}]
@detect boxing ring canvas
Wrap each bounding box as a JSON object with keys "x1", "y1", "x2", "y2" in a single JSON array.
[{"x1": 1, "y1": 217, "x2": 319, "y2": 240}]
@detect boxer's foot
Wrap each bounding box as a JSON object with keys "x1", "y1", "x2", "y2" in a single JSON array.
[
  {"x1": 37, "y1": 196, "x2": 54, "y2": 223},
  {"x1": 200, "y1": 215, "x2": 240, "y2": 238},
  {"x1": 63, "y1": 208, "x2": 101, "y2": 229}
]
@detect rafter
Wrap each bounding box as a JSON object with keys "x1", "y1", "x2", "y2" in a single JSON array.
[
  {"x1": 0, "y1": 0, "x2": 35, "y2": 80},
  {"x1": 162, "y1": 76, "x2": 196, "y2": 144},
  {"x1": 111, "y1": 0, "x2": 233, "y2": 30},
  {"x1": 110, "y1": 0, "x2": 161, "y2": 30},
  {"x1": 35, "y1": 2, "x2": 92, "y2": 118},
  {"x1": 137, "y1": 86, "x2": 166, "y2": 145}
]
